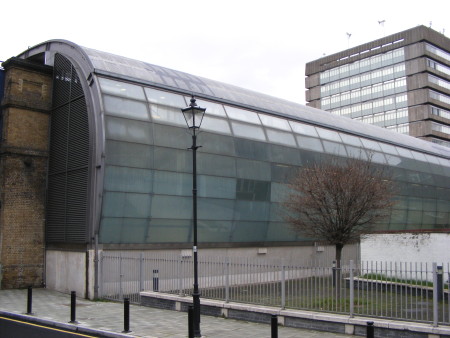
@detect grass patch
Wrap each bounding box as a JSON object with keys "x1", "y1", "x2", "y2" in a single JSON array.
[{"x1": 360, "y1": 274, "x2": 448, "y2": 289}]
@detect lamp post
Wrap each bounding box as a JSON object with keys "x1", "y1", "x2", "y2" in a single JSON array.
[{"x1": 181, "y1": 95, "x2": 206, "y2": 337}]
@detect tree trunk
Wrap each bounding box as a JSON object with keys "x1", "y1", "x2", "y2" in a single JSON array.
[{"x1": 335, "y1": 244, "x2": 343, "y2": 306}]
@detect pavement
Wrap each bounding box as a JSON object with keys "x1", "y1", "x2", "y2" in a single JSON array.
[{"x1": 0, "y1": 288, "x2": 353, "y2": 337}]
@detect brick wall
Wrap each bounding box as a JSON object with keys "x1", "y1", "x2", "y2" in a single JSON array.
[{"x1": 0, "y1": 58, "x2": 52, "y2": 288}]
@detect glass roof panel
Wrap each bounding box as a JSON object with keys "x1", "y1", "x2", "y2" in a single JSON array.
[
  {"x1": 225, "y1": 106, "x2": 261, "y2": 124},
  {"x1": 339, "y1": 133, "x2": 363, "y2": 147},
  {"x1": 371, "y1": 152, "x2": 388, "y2": 164},
  {"x1": 201, "y1": 116, "x2": 231, "y2": 134},
  {"x1": 360, "y1": 138, "x2": 382, "y2": 151},
  {"x1": 150, "y1": 105, "x2": 186, "y2": 127},
  {"x1": 266, "y1": 129, "x2": 296, "y2": 146},
  {"x1": 296, "y1": 136, "x2": 324, "y2": 152},
  {"x1": 231, "y1": 122, "x2": 266, "y2": 141},
  {"x1": 74, "y1": 44, "x2": 450, "y2": 160},
  {"x1": 145, "y1": 88, "x2": 186, "y2": 108},
  {"x1": 289, "y1": 122, "x2": 318, "y2": 137},
  {"x1": 259, "y1": 114, "x2": 291, "y2": 131},
  {"x1": 411, "y1": 150, "x2": 428, "y2": 162},
  {"x1": 396, "y1": 146, "x2": 414, "y2": 158},
  {"x1": 99, "y1": 77, "x2": 145, "y2": 100},
  {"x1": 322, "y1": 141, "x2": 348, "y2": 157},
  {"x1": 316, "y1": 128, "x2": 343, "y2": 142},
  {"x1": 424, "y1": 154, "x2": 442, "y2": 166},
  {"x1": 191, "y1": 98, "x2": 226, "y2": 117},
  {"x1": 378, "y1": 143, "x2": 399, "y2": 155},
  {"x1": 103, "y1": 95, "x2": 150, "y2": 121}
]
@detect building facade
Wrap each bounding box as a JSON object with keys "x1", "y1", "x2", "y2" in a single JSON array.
[
  {"x1": 305, "y1": 25, "x2": 450, "y2": 148},
  {"x1": 1, "y1": 40, "x2": 449, "y2": 296}
]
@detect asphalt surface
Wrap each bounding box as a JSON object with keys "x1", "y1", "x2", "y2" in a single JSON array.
[
  {"x1": 0, "y1": 288, "x2": 353, "y2": 337},
  {"x1": 0, "y1": 316, "x2": 100, "y2": 338}
]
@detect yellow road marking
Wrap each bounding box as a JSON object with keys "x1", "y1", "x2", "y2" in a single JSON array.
[{"x1": 0, "y1": 316, "x2": 98, "y2": 337}]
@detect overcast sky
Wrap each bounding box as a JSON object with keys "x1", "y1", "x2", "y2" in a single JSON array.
[{"x1": 2, "y1": 0, "x2": 449, "y2": 104}]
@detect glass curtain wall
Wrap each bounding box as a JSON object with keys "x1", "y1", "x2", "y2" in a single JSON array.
[{"x1": 98, "y1": 77, "x2": 450, "y2": 245}]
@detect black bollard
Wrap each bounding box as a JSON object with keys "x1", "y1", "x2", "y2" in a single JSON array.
[
  {"x1": 271, "y1": 314, "x2": 278, "y2": 338},
  {"x1": 366, "y1": 321, "x2": 374, "y2": 338},
  {"x1": 123, "y1": 298, "x2": 131, "y2": 333},
  {"x1": 69, "y1": 291, "x2": 78, "y2": 324},
  {"x1": 26, "y1": 286, "x2": 33, "y2": 315},
  {"x1": 153, "y1": 269, "x2": 159, "y2": 292},
  {"x1": 188, "y1": 305, "x2": 194, "y2": 338}
]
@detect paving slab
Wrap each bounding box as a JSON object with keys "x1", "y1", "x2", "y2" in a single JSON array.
[{"x1": 0, "y1": 288, "x2": 352, "y2": 337}]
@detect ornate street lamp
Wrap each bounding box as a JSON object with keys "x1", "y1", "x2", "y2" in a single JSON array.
[{"x1": 181, "y1": 95, "x2": 206, "y2": 337}]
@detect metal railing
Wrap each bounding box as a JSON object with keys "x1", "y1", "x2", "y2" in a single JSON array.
[{"x1": 99, "y1": 252, "x2": 449, "y2": 325}]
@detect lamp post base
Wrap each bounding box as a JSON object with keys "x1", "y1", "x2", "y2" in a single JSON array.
[{"x1": 193, "y1": 291, "x2": 201, "y2": 337}]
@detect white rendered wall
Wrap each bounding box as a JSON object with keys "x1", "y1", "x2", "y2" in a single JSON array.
[
  {"x1": 361, "y1": 233, "x2": 450, "y2": 264},
  {"x1": 45, "y1": 250, "x2": 87, "y2": 296}
]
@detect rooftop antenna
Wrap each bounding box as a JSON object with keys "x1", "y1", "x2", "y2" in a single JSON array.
[
  {"x1": 346, "y1": 32, "x2": 352, "y2": 48},
  {"x1": 378, "y1": 20, "x2": 386, "y2": 37}
]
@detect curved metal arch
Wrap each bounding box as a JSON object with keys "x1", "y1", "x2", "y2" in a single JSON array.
[{"x1": 18, "y1": 40, "x2": 105, "y2": 244}]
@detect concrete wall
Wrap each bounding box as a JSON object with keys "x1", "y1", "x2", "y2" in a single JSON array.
[
  {"x1": 45, "y1": 243, "x2": 359, "y2": 300},
  {"x1": 46, "y1": 250, "x2": 88, "y2": 297},
  {"x1": 361, "y1": 233, "x2": 450, "y2": 263}
]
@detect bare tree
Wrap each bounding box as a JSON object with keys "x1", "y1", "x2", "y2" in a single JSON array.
[{"x1": 284, "y1": 155, "x2": 396, "y2": 267}]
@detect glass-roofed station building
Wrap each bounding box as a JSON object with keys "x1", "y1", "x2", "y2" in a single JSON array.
[{"x1": 1, "y1": 40, "x2": 449, "y2": 295}]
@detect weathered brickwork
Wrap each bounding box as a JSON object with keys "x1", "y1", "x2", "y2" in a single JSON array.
[{"x1": 0, "y1": 58, "x2": 52, "y2": 288}]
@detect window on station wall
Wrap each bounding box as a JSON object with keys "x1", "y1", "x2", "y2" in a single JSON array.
[
  {"x1": 153, "y1": 147, "x2": 191, "y2": 173},
  {"x1": 197, "y1": 153, "x2": 236, "y2": 177},
  {"x1": 231, "y1": 221, "x2": 269, "y2": 242},
  {"x1": 225, "y1": 106, "x2": 261, "y2": 124},
  {"x1": 105, "y1": 141, "x2": 153, "y2": 168},
  {"x1": 153, "y1": 124, "x2": 189, "y2": 149},
  {"x1": 231, "y1": 121, "x2": 266, "y2": 141},
  {"x1": 198, "y1": 175, "x2": 236, "y2": 199},
  {"x1": 259, "y1": 114, "x2": 291, "y2": 130},
  {"x1": 150, "y1": 103, "x2": 185, "y2": 127},
  {"x1": 105, "y1": 116, "x2": 153, "y2": 144},
  {"x1": 266, "y1": 128, "x2": 296, "y2": 147},
  {"x1": 145, "y1": 87, "x2": 186, "y2": 107},
  {"x1": 234, "y1": 138, "x2": 269, "y2": 160},
  {"x1": 189, "y1": 98, "x2": 226, "y2": 117},
  {"x1": 236, "y1": 158, "x2": 271, "y2": 181},
  {"x1": 102, "y1": 192, "x2": 152, "y2": 218},
  {"x1": 236, "y1": 178, "x2": 271, "y2": 201},
  {"x1": 147, "y1": 219, "x2": 190, "y2": 243},
  {"x1": 198, "y1": 198, "x2": 235, "y2": 220},
  {"x1": 153, "y1": 171, "x2": 191, "y2": 196},
  {"x1": 197, "y1": 132, "x2": 236, "y2": 157},
  {"x1": 200, "y1": 116, "x2": 231, "y2": 134},
  {"x1": 197, "y1": 220, "x2": 232, "y2": 242},
  {"x1": 103, "y1": 95, "x2": 150, "y2": 121},
  {"x1": 99, "y1": 78, "x2": 146, "y2": 100},
  {"x1": 104, "y1": 166, "x2": 153, "y2": 193},
  {"x1": 100, "y1": 218, "x2": 150, "y2": 244}
]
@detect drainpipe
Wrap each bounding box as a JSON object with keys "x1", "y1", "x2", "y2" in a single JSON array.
[{"x1": 94, "y1": 233, "x2": 99, "y2": 299}]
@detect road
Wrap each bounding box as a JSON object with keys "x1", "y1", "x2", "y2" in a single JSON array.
[{"x1": 0, "y1": 316, "x2": 101, "y2": 338}]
